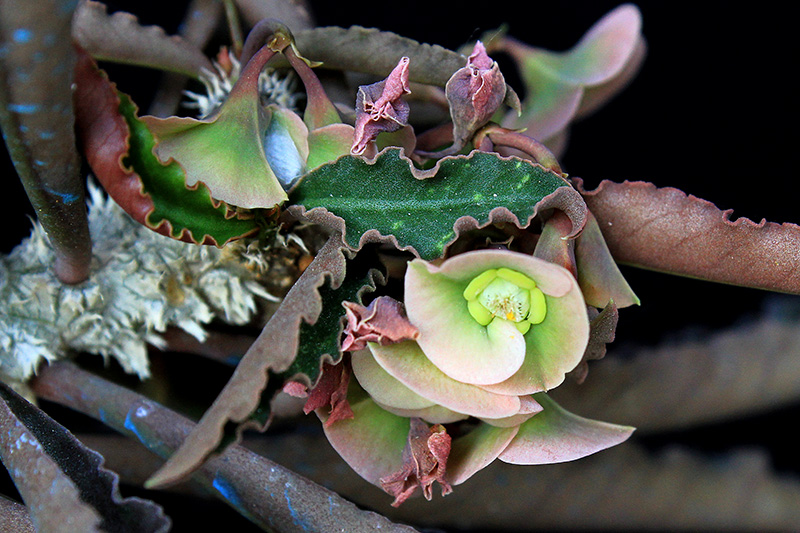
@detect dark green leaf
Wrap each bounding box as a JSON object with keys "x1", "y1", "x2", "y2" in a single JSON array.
[
  {"x1": 283, "y1": 258, "x2": 383, "y2": 384},
  {"x1": 0, "y1": 381, "x2": 170, "y2": 532},
  {"x1": 290, "y1": 148, "x2": 584, "y2": 260}
]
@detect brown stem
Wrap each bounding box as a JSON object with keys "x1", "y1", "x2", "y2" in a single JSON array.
[
  {"x1": 31, "y1": 361, "x2": 417, "y2": 532},
  {"x1": 1, "y1": 1, "x2": 92, "y2": 284}
]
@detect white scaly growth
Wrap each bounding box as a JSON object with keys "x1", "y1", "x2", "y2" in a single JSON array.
[
  {"x1": 0, "y1": 182, "x2": 278, "y2": 384},
  {"x1": 183, "y1": 51, "x2": 304, "y2": 119}
]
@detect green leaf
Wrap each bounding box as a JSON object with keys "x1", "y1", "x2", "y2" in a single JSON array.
[
  {"x1": 118, "y1": 91, "x2": 264, "y2": 245},
  {"x1": 290, "y1": 148, "x2": 584, "y2": 260},
  {"x1": 282, "y1": 258, "x2": 383, "y2": 385}
]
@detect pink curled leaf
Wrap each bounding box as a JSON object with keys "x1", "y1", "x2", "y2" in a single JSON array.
[{"x1": 342, "y1": 296, "x2": 420, "y2": 352}]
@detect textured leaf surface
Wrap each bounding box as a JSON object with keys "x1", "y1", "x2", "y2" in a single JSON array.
[
  {"x1": 72, "y1": 0, "x2": 213, "y2": 78},
  {"x1": 32, "y1": 361, "x2": 416, "y2": 532},
  {"x1": 294, "y1": 26, "x2": 466, "y2": 86},
  {"x1": 578, "y1": 179, "x2": 800, "y2": 294},
  {"x1": 290, "y1": 148, "x2": 585, "y2": 260},
  {"x1": 0, "y1": 381, "x2": 170, "y2": 533},
  {"x1": 283, "y1": 263, "x2": 383, "y2": 385}
]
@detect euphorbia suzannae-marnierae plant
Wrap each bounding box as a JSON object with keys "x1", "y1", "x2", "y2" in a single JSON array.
[{"x1": 1, "y1": 1, "x2": 799, "y2": 531}]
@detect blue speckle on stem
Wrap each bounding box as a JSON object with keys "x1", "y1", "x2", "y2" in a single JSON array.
[
  {"x1": 213, "y1": 475, "x2": 244, "y2": 508},
  {"x1": 123, "y1": 410, "x2": 145, "y2": 442},
  {"x1": 12, "y1": 29, "x2": 33, "y2": 44},
  {"x1": 284, "y1": 485, "x2": 312, "y2": 531},
  {"x1": 7, "y1": 103, "x2": 40, "y2": 114},
  {"x1": 45, "y1": 188, "x2": 80, "y2": 204}
]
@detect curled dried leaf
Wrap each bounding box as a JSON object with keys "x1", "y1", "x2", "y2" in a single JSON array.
[{"x1": 577, "y1": 179, "x2": 800, "y2": 294}]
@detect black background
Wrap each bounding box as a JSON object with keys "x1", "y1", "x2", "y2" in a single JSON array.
[{"x1": 2, "y1": 1, "x2": 798, "y2": 530}]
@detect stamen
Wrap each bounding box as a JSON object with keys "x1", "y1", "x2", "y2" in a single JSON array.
[{"x1": 462, "y1": 267, "x2": 547, "y2": 330}]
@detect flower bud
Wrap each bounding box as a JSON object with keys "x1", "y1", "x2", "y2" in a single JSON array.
[{"x1": 444, "y1": 41, "x2": 507, "y2": 152}]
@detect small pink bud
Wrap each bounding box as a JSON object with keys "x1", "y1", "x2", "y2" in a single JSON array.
[{"x1": 444, "y1": 41, "x2": 507, "y2": 152}]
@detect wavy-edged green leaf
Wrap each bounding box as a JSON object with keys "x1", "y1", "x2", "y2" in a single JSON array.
[
  {"x1": 74, "y1": 51, "x2": 262, "y2": 246},
  {"x1": 121, "y1": 93, "x2": 267, "y2": 243},
  {"x1": 290, "y1": 148, "x2": 586, "y2": 260},
  {"x1": 283, "y1": 257, "x2": 383, "y2": 385},
  {"x1": 0, "y1": 381, "x2": 170, "y2": 533},
  {"x1": 144, "y1": 233, "x2": 350, "y2": 488}
]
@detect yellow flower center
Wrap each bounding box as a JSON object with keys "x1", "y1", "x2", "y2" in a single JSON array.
[{"x1": 462, "y1": 268, "x2": 547, "y2": 334}]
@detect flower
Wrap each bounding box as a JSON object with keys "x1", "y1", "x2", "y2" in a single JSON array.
[
  {"x1": 445, "y1": 41, "x2": 508, "y2": 153},
  {"x1": 317, "y1": 249, "x2": 634, "y2": 506}
]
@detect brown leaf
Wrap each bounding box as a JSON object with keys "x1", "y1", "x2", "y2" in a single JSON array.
[
  {"x1": 251, "y1": 432, "x2": 800, "y2": 531},
  {"x1": 0, "y1": 381, "x2": 170, "y2": 533},
  {"x1": 72, "y1": 1, "x2": 213, "y2": 78},
  {"x1": 73, "y1": 49, "x2": 156, "y2": 233},
  {"x1": 145, "y1": 232, "x2": 350, "y2": 488},
  {"x1": 553, "y1": 304, "x2": 800, "y2": 432},
  {"x1": 577, "y1": 179, "x2": 800, "y2": 294},
  {"x1": 235, "y1": 0, "x2": 314, "y2": 31},
  {"x1": 568, "y1": 301, "x2": 618, "y2": 384}
]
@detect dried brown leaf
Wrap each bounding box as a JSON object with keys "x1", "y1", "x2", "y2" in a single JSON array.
[
  {"x1": 145, "y1": 232, "x2": 350, "y2": 488},
  {"x1": 72, "y1": 0, "x2": 213, "y2": 78},
  {"x1": 578, "y1": 179, "x2": 800, "y2": 294}
]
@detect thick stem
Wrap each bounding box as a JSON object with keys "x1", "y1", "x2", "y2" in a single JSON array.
[
  {"x1": 32, "y1": 361, "x2": 417, "y2": 533},
  {"x1": 0, "y1": 1, "x2": 92, "y2": 284}
]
